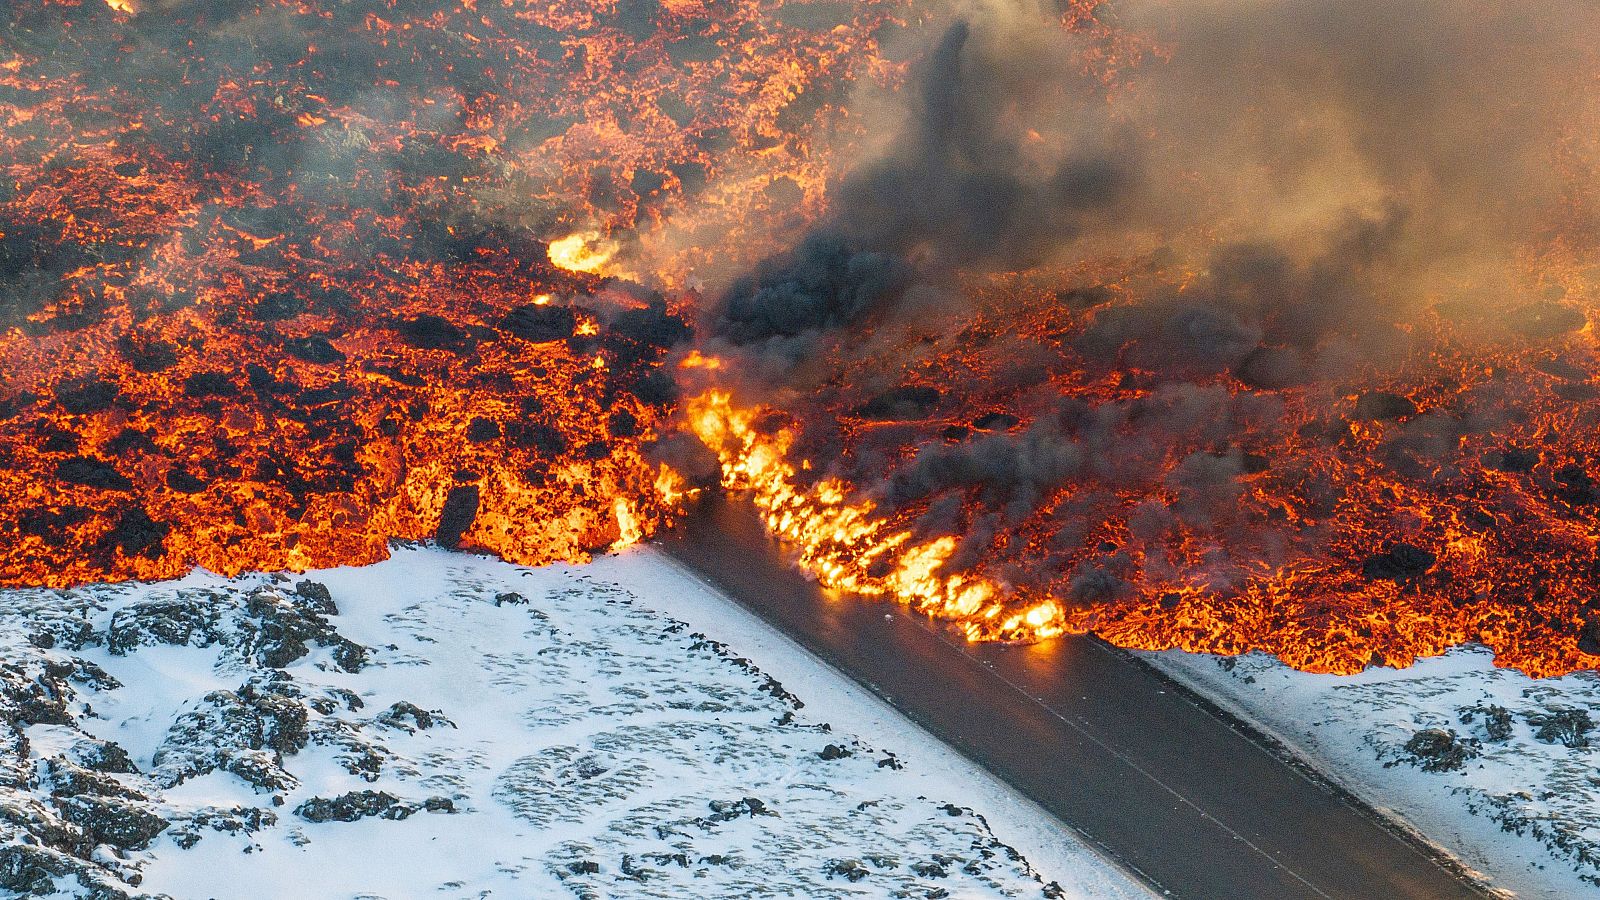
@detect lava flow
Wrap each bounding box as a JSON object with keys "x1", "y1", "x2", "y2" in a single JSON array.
[
  {"x1": 684, "y1": 1, "x2": 1600, "y2": 678},
  {"x1": 0, "y1": 0, "x2": 892, "y2": 584},
  {"x1": 690, "y1": 389, "x2": 1065, "y2": 642},
  {"x1": 8, "y1": 0, "x2": 1600, "y2": 680}
]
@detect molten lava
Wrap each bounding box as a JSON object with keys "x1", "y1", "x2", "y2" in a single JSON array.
[
  {"x1": 548, "y1": 232, "x2": 619, "y2": 277},
  {"x1": 687, "y1": 254, "x2": 1600, "y2": 678},
  {"x1": 8, "y1": 0, "x2": 1600, "y2": 682},
  {"x1": 0, "y1": 0, "x2": 888, "y2": 584}
]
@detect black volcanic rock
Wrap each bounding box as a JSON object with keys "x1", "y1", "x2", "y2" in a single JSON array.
[
  {"x1": 375, "y1": 701, "x2": 452, "y2": 733},
  {"x1": 507, "y1": 422, "x2": 567, "y2": 455},
  {"x1": 1401, "y1": 728, "x2": 1475, "y2": 772},
  {"x1": 56, "y1": 456, "x2": 132, "y2": 491},
  {"x1": 1509, "y1": 302, "x2": 1587, "y2": 339},
  {"x1": 284, "y1": 335, "x2": 345, "y2": 365},
  {"x1": 1580, "y1": 620, "x2": 1600, "y2": 657},
  {"x1": 395, "y1": 314, "x2": 471, "y2": 351},
  {"x1": 1353, "y1": 391, "x2": 1416, "y2": 421},
  {"x1": 858, "y1": 386, "x2": 941, "y2": 420},
  {"x1": 295, "y1": 790, "x2": 407, "y2": 823},
  {"x1": 107, "y1": 593, "x2": 224, "y2": 655},
  {"x1": 102, "y1": 509, "x2": 169, "y2": 559},
  {"x1": 1527, "y1": 707, "x2": 1593, "y2": 748},
  {"x1": 1485, "y1": 445, "x2": 1540, "y2": 473},
  {"x1": 117, "y1": 334, "x2": 179, "y2": 373},
  {"x1": 971, "y1": 412, "x2": 1018, "y2": 431},
  {"x1": 165, "y1": 468, "x2": 209, "y2": 494},
  {"x1": 1553, "y1": 464, "x2": 1600, "y2": 505},
  {"x1": 254, "y1": 291, "x2": 306, "y2": 321},
  {"x1": 293, "y1": 581, "x2": 337, "y2": 616},
  {"x1": 54, "y1": 379, "x2": 119, "y2": 415},
  {"x1": 1360, "y1": 543, "x2": 1436, "y2": 581},
  {"x1": 607, "y1": 410, "x2": 638, "y2": 438},
  {"x1": 56, "y1": 795, "x2": 169, "y2": 850},
  {"x1": 436, "y1": 484, "x2": 480, "y2": 550},
  {"x1": 501, "y1": 303, "x2": 576, "y2": 343},
  {"x1": 465, "y1": 417, "x2": 501, "y2": 443},
  {"x1": 610, "y1": 303, "x2": 691, "y2": 349},
  {"x1": 184, "y1": 371, "x2": 237, "y2": 398},
  {"x1": 623, "y1": 370, "x2": 679, "y2": 407}
]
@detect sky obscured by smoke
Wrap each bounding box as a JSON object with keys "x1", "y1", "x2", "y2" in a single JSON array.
[{"x1": 711, "y1": 0, "x2": 1599, "y2": 377}]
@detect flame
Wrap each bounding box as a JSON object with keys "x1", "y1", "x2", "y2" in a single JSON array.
[
  {"x1": 678, "y1": 350, "x2": 724, "y2": 370},
  {"x1": 612, "y1": 497, "x2": 644, "y2": 551},
  {"x1": 689, "y1": 391, "x2": 1067, "y2": 641},
  {"x1": 103, "y1": 0, "x2": 136, "y2": 13},
  {"x1": 653, "y1": 464, "x2": 695, "y2": 507},
  {"x1": 548, "y1": 232, "x2": 619, "y2": 275}
]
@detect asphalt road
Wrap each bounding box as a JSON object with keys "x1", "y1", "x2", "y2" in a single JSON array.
[{"x1": 659, "y1": 495, "x2": 1491, "y2": 900}]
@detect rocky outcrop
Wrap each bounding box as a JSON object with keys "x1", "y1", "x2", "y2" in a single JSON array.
[
  {"x1": 0, "y1": 552, "x2": 1072, "y2": 900},
  {"x1": 107, "y1": 584, "x2": 366, "y2": 673},
  {"x1": 294, "y1": 790, "x2": 454, "y2": 824},
  {"x1": 152, "y1": 675, "x2": 310, "y2": 792},
  {"x1": 374, "y1": 701, "x2": 454, "y2": 733},
  {"x1": 1398, "y1": 728, "x2": 1478, "y2": 772}
]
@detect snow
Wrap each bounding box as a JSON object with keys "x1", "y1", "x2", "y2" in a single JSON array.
[
  {"x1": 0, "y1": 545, "x2": 1149, "y2": 900},
  {"x1": 1143, "y1": 645, "x2": 1600, "y2": 899}
]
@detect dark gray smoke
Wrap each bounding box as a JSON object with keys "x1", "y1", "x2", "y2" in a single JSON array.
[
  {"x1": 713, "y1": 234, "x2": 910, "y2": 354},
  {"x1": 713, "y1": 0, "x2": 1598, "y2": 363},
  {"x1": 830, "y1": 21, "x2": 1132, "y2": 268},
  {"x1": 710, "y1": 15, "x2": 1136, "y2": 355}
]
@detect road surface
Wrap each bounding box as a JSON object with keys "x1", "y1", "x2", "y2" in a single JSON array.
[{"x1": 659, "y1": 496, "x2": 1491, "y2": 900}]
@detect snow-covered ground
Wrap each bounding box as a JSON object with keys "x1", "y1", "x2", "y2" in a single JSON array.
[
  {"x1": 0, "y1": 544, "x2": 1148, "y2": 900},
  {"x1": 1145, "y1": 646, "x2": 1600, "y2": 899}
]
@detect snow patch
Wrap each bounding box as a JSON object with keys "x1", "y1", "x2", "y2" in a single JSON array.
[
  {"x1": 0, "y1": 545, "x2": 1147, "y2": 899},
  {"x1": 1145, "y1": 645, "x2": 1600, "y2": 899}
]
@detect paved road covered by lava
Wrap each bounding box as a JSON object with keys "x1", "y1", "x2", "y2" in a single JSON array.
[{"x1": 661, "y1": 496, "x2": 1490, "y2": 900}]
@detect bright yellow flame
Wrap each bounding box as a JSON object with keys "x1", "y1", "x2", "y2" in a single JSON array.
[
  {"x1": 654, "y1": 464, "x2": 696, "y2": 507},
  {"x1": 688, "y1": 390, "x2": 1070, "y2": 642},
  {"x1": 104, "y1": 0, "x2": 136, "y2": 12},
  {"x1": 532, "y1": 293, "x2": 553, "y2": 306},
  {"x1": 611, "y1": 497, "x2": 643, "y2": 551},
  {"x1": 548, "y1": 231, "x2": 618, "y2": 274},
  {"x1": 678, "y1": 350, "x2": 724, "y2": 370}
]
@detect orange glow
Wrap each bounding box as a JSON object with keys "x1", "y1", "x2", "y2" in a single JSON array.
[
  {"x1": 0, "y1": 0, "x2": 895, "y2": 585},
  {"x1": 679, "y1": 350, "x2": 723, "y2": 370},
  {"x1": 689, "y1": 391, "x2": 1066, "y2": 642}
]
